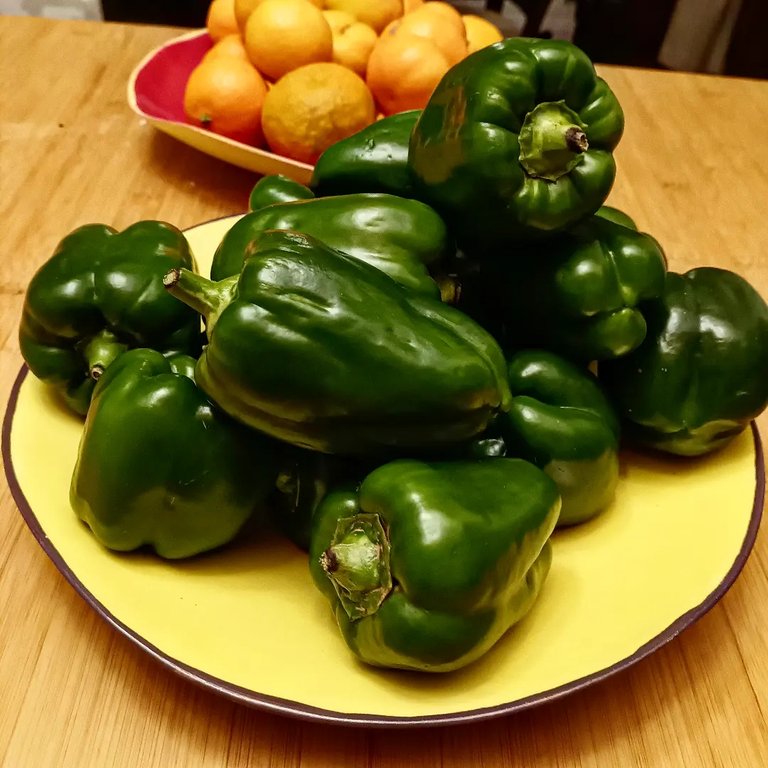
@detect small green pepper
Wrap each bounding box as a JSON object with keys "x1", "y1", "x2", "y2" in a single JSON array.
[
  {"x1": 498, "y1": 350, "x2": 619, "y2": 526},
  {"x1": 70, "y1": 349, "x2": 277, "y2": 559},
  {"x1": 309, "y1": 458, "x2": 560, "y2": 672},
  {"x1": 497, "y1": 215, "x2": 668, "y2": 360},
  {"x1": 596, "y1": 205, "x2": 637, "y2": 229},
  {"x1": 599, "y1": 267, "x2": 768, "y2": 456},
  {"x1": 19, "y1": 221, "x2": 202, "y2": 415},
  {"x1": 248, "y1": 174, "x2": 315, "y2": 211},
  {"x1": 211, "y1": 193, "x2": 448, "y2": 298},
  {"x1": 165, "y1": 229, "x2": 511, "y2": 455},
  {"x1": 409, "y1": 38, "x2": 624, "y2": 252},
  {"x1": 310, "y1": 110, "x2": 420, "y2": 197}
]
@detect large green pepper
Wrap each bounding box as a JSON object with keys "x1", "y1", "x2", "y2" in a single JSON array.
[
  {"x1": 70, "y1": 348, "x2": 277, "y2": 559},
  {"x1": 494, "y1": 215, "x2": 668, "y2": 360},
  {"x1": 497, "y1": 350, "x2": 619, "y2": 526},
  {"x1": 19, "y1": 221, "x2": 202, "y2": 415},
  {"x1": 599, "y1": 267, "x2": 768, "y2": 456},
  {"x1": 248, "y1": 174, "x2": 315, "y2": 211},
  {"x1": 210, "y1": 193, "x2": 448, "y2": 298},
  {"x1": 310, "y1": 110, "x2": 420, "y2": 197},
  {"x1": 165, "y1": 230, "x2": 511, "y2": 455},
  {"x1": 409, "y1": 38, "x2": 624, "y2": 251},
  {"x1": 308, "y1": 458, "x2": 560, "y2": 672}
]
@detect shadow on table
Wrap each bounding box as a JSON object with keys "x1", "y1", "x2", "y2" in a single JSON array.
[{"x1": 146, "y1": 130, "x2": 256, "y2": 214}]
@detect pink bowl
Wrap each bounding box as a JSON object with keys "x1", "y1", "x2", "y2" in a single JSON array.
[{"x1": 127, "y1": 30, "x2": 314, "y2": 182}]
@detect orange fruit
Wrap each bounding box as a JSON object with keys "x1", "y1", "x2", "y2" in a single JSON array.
[
  {"x1": 234, "y1": 0, "x2": 260, "y2": 33},
  {"x1": 463, "y1": 14, "x2": 504, "y2": 53},
  {"x1": 366, "y1": 32, "x2": 450, "y2": 115},
  {"x1": 323, "y1": 8, "x2": 356, "y2": 29},
  {"x1": 403, "y1": 0, "x2": 424, "y2": 11},
  {"x1": 234, "y1": 0, "x2": 322, "y2": 33},
  {"x1": 202, "y1": 33, "x2": 251, "y2": 64},
  {"x1": 382, "y1": 6, "x2": 467, "y2": 66},
  {"x1": 207, "y1": 0, "x2": 239, "y2": 41},
  {"x1": 244, "y1": 0, "x2": 333, "y2": 81},
  {"x1": 323, "y1": 0, "x2": 403, "y2": 34},
  {"x1": 183, "y1": 56, "x2": 268, "y2": 145},
  {"x1": 417, "y1": 1, "x2": 464, "y2": 30},
  {"x1": 261, "y1": 62, "x2": 376, "y2": 163},
  {"x1": 323, "y1": 10, "x2": 377, "y2": 77}
]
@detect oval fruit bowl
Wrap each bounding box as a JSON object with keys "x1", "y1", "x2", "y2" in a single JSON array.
[{"x1": 127, "y1": 30, "x2": 314, "y2": 182}]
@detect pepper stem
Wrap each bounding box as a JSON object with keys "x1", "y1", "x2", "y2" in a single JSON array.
[
  {"x1": 81, "y1": 329, "x2": 127, "y2": 380},
  {"x1": 163, "y1": 268, "x2": 236, "y2": 335},
  {"x1": 518, "y1": 100, "x2": 589, "y2": 182},
  {"x1": 320, "y1": 513, "x2": 392, "y2": 620}
]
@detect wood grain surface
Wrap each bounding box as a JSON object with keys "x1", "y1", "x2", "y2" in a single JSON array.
[{"x1": 1, "y1": 16, "x2": 767, "y2": 768}]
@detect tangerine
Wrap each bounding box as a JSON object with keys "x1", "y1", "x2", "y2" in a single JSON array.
[
  {"x1": 202, "y1": 33, "x2": 251, "y2": 64},
  {"x1": 323, "y1": 0, "x2": 403, "y2": 34},
  {"x1": 183, "y1": 56, "x2": 268, "y2": 145},
  {"x1": 261, "y1": 62, "x2": 376, "y2": 163},
  {"x1": 463, "y1": 14, "x2": 504, "y2": 53},
  {"x1": 382, "y1": 6, "x2": 467, "y2": 66},
  {"x1": 244, "y1": 0, "x2": 333, "y2": 81},
  {"x1": 206, "y1": 0, "x2": 239, "y2": 41},
  {"x1": 323, "y1": 10, "x2": 378, "y2": 77},
  {"x1": 366, "y1": 32, "x2": 450, "y2": 115}
]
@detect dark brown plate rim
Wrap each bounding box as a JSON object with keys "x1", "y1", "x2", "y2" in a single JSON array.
[{"x1": 3, "y1": 364, "x2": 765, "y2": 728}]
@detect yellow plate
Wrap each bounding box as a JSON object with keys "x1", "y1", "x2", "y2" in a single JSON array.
[
  {"x1": 127, "y1": 31, "x2": 313, "y2": 183},
  {"x1": 3, "y1": 217, "x2": 764, "y2": 726}
]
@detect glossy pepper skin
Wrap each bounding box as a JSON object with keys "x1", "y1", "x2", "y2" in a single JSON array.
[
  {"x1": 308, "y1": 458, "x2": 560, "y2": 672},
  {"x1": 409, "y1": 38, "x2": 624, "y2": 252},
  {"x1": 599, "y1": 267, "x2": 768, "y2": 456},
  {"x1": 210, "y1": 193, "x2": 448, "y2": 298},
  {"x1": 310, "y1": 110, "x2": 420, "y2": 197},
  {"x1": 70, "y1": 349, "x2": 277, "y2": 559},
  {"x1": 271, "y1": 448, "x2": 371, "y2": 551},
  {"x1": 165, "y1": 230, "x2": 511, "y2": 455},
  {"x1": 596, "y1": 205, "x2": 637, "y2": 230},
  {"x1": 19, "y1": 221, "x2": 202, "y2": 415},
  {"x1": 248, "y1": 174, "x2": 315, "y2": 211},
  {"x1": 496, "y1": 215, "x2": 668, "y2": 361},
  {"x1": 496, "y1": 350, "x2": 619, "y2": 526}
]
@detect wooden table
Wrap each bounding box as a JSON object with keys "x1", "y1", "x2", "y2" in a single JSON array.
[{"x1": 2, "y1": 15, "x2": 767, "y2": 767}]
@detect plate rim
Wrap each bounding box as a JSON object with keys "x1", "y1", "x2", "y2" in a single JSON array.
[
  {"x1": 3, "y1": 362, "x2": 765, "y2": 727},
  {"x1": 125, "y1": 29, "x2": 314, "y2": 174}
]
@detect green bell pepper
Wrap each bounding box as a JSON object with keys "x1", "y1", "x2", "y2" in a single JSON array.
[
  {"x1": 19, "y1": 221, "x2": 202, "y2": 415},
  {"x1": 496, "y1": 215, "x2": 668, "y2": 360},
  {"x1": 165, "y1": 229, "x2": 511, "y2": 455},
  {"x1": 210, "y1": 193, "x2": 448, "y2": 298},
  {"x1": 599, "y1": 267, "x2": 768, "y2": 456},
  {"x1": 497, "y1": 350, "x2": 619, "y2": 526},
  {"x1": 70, "y1": 348, "x2": 277, "y2": 559},
  {"x1": 409, "y1": 38, "x2": 624, "y2": 251},
  {"x1": 248, "y1": 174, "x2": 315, "y2": 211},
  {"x1": 596, "y1": 205, "x2": 637, "y2": 230},
  {"x1": 272, "y1": 448, "x2": 371, "y2": 551},
  {"x1": 308, "y1": 458, "x2": 560, "y2": 672},
  {"x1": 310, "y1": 110, "x2": 420, "y2": 197}
]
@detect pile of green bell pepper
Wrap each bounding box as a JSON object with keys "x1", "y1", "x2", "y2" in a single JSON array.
[{"x1": 19, "y1": 36, "x2": 768, "y2": 676}]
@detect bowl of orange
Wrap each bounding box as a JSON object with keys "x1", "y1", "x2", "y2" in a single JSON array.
[{"x1": 127, "y1": 0, "x2": 505, "y2": 178}]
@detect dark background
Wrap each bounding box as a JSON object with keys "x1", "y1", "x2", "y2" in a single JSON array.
[{"x1": 99, "y1": 0, "x2": 767, "y2": 79}]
